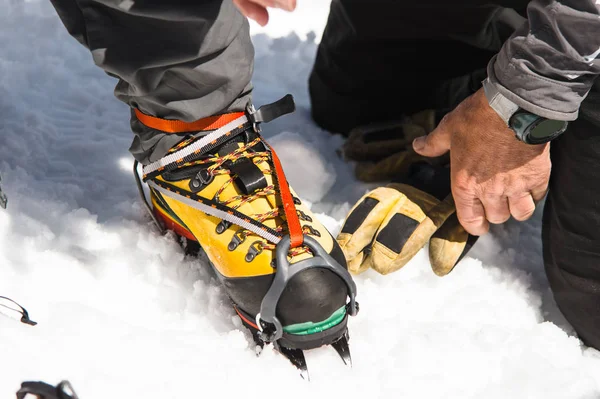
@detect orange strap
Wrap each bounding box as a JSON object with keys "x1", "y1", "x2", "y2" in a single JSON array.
[
  {"x1": 135, "y1": 109, "x2": 245, "y2": 133},
  {"x1": 267, "y1": 144, "x2": 304, "y2": 249},
  {"x1": 234, "y1": 307, "x2": 259, "y2": 330}
]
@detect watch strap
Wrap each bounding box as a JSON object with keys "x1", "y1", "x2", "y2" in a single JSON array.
[{"x1": 482, "y1": 77, "x2": 519, "y2": 125}]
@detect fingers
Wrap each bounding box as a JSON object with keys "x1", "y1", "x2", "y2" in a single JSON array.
[
  {"x1": 531, "y1": 186, "x2": 548, "y2": 203},
  {"x1": 429, "y1": 213, "x2": 475, "y2": 276},
  {"x1": 233, "y1": 0, "x2": 269, "y2": 25},
  {"x1": 233, "y1": 0, "x2": 297, "y2": 25},
  {"x1": 277, "y1": 0, "x2": 297, "y2": 11},
  {"x1": 412, "y1": 120, "x2": 452, "y2": 158},
  {"x1": 480, "y1": 196, "x2": 511, "y2": 224},
  {"x1": 458, "y1": 190, "x2": 541, "y2": 229},
  {"x1": 456, "y1": 189, "x2": 545, "y2": 231},
  {"x1": 453, "y1": 189, "x2": 489, "y2": 236},
  {"x1": 255, "y1": 0, "x2": 296, "y2": 10},
  {"x1": 508, "y1": 194, "x2": 536, "y2": 221},
  {"x1": 337, "y1": 187, "x2": 403, "y2": 261},
  {"x1": 457, "y1": 189, "x2": 541, "y2": 231}
]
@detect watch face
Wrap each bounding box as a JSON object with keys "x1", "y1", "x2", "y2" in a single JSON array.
[
  {"x1": 510, "y1": 112, "x2": 568, "y2": 144},
  {"x1": 530, "y1": 119, "x2": 568, "y2": 142}
]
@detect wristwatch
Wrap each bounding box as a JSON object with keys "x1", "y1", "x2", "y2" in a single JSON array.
[{"x1": 482, "y1": 77, "x2": 568, "y2": 145}]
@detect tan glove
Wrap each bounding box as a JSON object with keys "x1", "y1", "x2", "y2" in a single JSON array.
[
  {"x1": 337, "y1": 120, "x2": 477, "y2": 276},
  {"x1": 341, "y1": 110, "x2": 448, "y2": 183}
]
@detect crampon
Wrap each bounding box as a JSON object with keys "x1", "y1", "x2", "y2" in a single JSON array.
[{"x1": 133, "y1": 95, "x2": 359, "y2": 379}]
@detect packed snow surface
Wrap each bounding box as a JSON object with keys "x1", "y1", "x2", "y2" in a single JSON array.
[{"x1": 2, "y1": 1, "x2": 600, "y2": 398}]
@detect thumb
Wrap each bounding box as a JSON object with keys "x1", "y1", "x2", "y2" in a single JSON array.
[{"x1": 412, "y1": 124, "x2": 451, "y2": 157}]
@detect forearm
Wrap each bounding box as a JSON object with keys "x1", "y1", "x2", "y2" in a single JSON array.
[{"x1": 488, "y1": 0, "x2": 600, "y2": 121}]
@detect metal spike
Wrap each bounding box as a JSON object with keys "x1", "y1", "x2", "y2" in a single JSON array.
[
  {"x1": 0, "y1": 174, "x2": 7, "y2": 209},
  {"x1": 331, "y1": 332, "x2": 352, "y2": 367},
  {"x1": 276, "y1": 344, "x2": 309, "y2": 380},
  {"x1": 250, "y1": 330, "x2": 265, "y2": 356}
]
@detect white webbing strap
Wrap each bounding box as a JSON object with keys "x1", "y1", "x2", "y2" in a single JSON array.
[
  {"x1": 148, "y1": 180, "x2": 282, "y2": 245},
  {"x1": 143, "y1": 114, "x2": 249, "y2": 176}
]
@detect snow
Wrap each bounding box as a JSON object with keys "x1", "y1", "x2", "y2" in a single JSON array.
[
  {"x1": 1, "y1": 0, "x2": 600, "y2": 398},
  {"x1": 268, "y1": 131, "x2": 337, "y2": 203}
]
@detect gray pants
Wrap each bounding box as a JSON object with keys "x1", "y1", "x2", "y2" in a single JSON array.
[
  {"x1": 51, "y1": 0, "x2": 600, "y2": 350},
  {"x1": 50, "y1": 0, "x2": 254, "y2": 164}
]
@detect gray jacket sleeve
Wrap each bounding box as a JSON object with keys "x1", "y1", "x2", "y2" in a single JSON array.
[{"x1": 488, "y1": 0, "x2": 600, "y2": 121}]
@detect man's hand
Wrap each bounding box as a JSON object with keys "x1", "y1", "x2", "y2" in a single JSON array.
[
  {"x1": 233, "y1": 0, "x2": 297, "y2": 26},
  {"x1": 412, "y1": 88, "x2": 551, "y2": 236}
]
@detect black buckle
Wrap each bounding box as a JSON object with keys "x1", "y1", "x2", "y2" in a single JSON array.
[{"x1": 246, "y1": 95, "x2": 296, "y2": 133}]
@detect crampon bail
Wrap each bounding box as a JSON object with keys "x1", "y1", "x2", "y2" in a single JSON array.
[{"x1": 256, "y1": 235, "x2": 359, "y2": 343}]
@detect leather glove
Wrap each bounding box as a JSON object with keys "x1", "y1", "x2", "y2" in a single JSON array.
[
  {"x1": 340, "y1": 110, "x2": 447, "y2": 183},
  {"x1": 338, "y1": 114, "x2": 477, "y2": 276}
]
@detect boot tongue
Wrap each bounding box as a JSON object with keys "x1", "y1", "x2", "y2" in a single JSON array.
[{"x1": 216, "y1": 132, "x2": 269, "y2": 196}]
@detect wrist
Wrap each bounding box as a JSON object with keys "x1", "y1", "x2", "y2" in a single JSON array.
[
  {"x1": 482, "y1": 77, "x2": 568, "y2": 145},
  {"x1": 487, "y1": 55, "x2": 578, "y2": 121}
]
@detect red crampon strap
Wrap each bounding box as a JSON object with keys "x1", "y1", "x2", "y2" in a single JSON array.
[
  {"x1": 266, "y1": 142, "x2": 304, "y2": 248},
  {"x1": 135, "y1": 109, "x2": 246, "y2": 134}
]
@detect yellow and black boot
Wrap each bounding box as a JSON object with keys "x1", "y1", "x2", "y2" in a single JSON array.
[{"x1": 133, "y1": 95, "x2": 358, "y2": 376}]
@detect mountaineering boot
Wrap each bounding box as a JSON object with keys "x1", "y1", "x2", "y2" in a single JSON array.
[{"x1": 133, "y1": 95, "x2": 358, "y2": 373}]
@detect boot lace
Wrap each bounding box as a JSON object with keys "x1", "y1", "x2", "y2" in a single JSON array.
[{"x1": 168, "y1": 136, "x2": 320, "y2": 261}]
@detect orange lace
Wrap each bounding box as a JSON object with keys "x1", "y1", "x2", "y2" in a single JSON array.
[{"x1": 170, "y1": 137, "x2": 319, "y2": 258}]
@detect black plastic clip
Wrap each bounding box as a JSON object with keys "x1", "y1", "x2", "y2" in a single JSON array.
[{"x1": 246, "y1": 94, "x2": 296, "y2": 133}]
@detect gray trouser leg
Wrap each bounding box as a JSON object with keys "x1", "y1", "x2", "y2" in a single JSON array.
[{"x1": 50, "y1": 0, "x2": 254, "y2": 164}]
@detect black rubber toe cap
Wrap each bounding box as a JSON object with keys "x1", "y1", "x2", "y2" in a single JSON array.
[{"x1": 221, "y1": 235, "x2": 350, "y2": 326}]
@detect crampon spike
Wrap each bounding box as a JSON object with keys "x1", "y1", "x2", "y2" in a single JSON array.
[
  {"x1": 276, "y1": 344, "x2": 309, "y2": 380},
  {"x1": 331, "y1": 331, "x2": 352, "y2": 367},
  {"x1": 250, "y1": 330, "x2": 265, "y2": 356}
]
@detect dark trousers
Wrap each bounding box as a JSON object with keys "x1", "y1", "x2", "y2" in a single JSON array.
[
  {"x1": 310, "y1": 0, "x2": 600, "y2": 349},
  {"x1": 50, "y1": 0, "x2": 600, "y2": 348}
]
